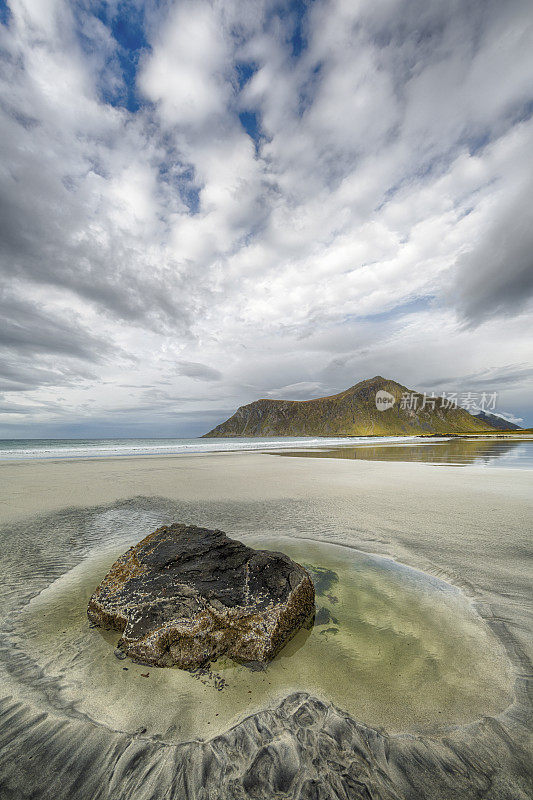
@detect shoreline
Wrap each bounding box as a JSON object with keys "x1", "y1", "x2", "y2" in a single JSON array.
[{"x1": 0, "y1": 431, "x2": 531, "y2": 464}]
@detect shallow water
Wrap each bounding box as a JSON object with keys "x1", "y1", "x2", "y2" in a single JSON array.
[
  {"x1": 275, "y1": 437, "x2": 533, "y2": 468},
  {"x1": 12, "y1": 529, "x2": 512, "y2": 742}
]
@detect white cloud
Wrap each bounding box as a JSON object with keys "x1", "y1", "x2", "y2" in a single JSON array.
[
  {"x1": 1, "y1": 0, "x2": 532, "y2": 436},
  {"x1": 139, "y1": 1, "x2": 230, "y2": 127}
]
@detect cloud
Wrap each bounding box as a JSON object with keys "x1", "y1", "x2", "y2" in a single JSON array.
[
  {"x1": 266, "y1": 381, "x2": 326, "y2": 399},
  {"x1": 138, "y1": 1, "x2": 231, "y2": 128},
  {"x1": 491, "y1": 411, "x2": 524, "y2": 425},
  {"x1": 453, "y1": 166, "x2": 533, "y2": 323},
  {"x1": 0, "y1": 1, "x2": 199, "y2": 331},
  {"x1": 0, "y1": 290, "x2": 111, "y2": 360},
  {"x1": 428, "y1": 364, "x2": 533, "y2": 391},
  {"x1": 0, "y1": 0, "x2": 532, "y2": 434},
  {"x1": 0, "y1": 359, "x2": 95, "y2": 393},
  {"x1": 175, "y1": 361, "x2": 223, "y2": 381}
]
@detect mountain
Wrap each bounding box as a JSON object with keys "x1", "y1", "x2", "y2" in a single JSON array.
[
  {"x1": 472, "y1": 410, "x2": 522, "y2": 431},
  {"x1": 203, "y1": 376, "x2": 500, "y2": 437}
]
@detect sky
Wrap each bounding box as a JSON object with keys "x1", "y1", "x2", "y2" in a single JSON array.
[{"x1": 0, "y1": 0, "x2": 532, "y2": 438}]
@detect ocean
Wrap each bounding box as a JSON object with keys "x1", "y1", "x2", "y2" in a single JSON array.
[
  {"x1": 0, "y1": 435, "x2": 415, "y2": 460},
  {"x1": 0, "y1": 435, "x2": 531, "y2": 467}
]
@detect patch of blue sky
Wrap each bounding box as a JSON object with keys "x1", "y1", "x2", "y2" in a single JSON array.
[
  {"x1": 73, "y1": 1, "x2": 150, "y2": 112},
  {"x1": 239, "y1": 110, "x2": 260, "y2": 144},
  {"x1": 264, "y1": 0, "x2": 311, "y2": 58},
  {"x1": 158, "y1": 161, "x2": 201, "y2": 215},
  {"x1": 235, "y1": 61, "x2": 257, "y2": 90},
  {"x1": 179, "y1": 184, "x2": 201, "y2": 215},
  {"x1": 342, "y1": 296, "x2": 436, "y2": 326},
  {"x1": 234, "y1": 61, "x2": 261, "y2": 143},
  {"x1": 0, "y1": 0, "x2": 10, "y2": 26},
  {"x1": 282, "y1": 0, "x2": 309, "y2": 58}
]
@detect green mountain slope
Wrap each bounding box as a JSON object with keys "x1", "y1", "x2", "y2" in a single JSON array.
[{"x1": 203, "y1": 376, "x2": 500, "y2": 437}]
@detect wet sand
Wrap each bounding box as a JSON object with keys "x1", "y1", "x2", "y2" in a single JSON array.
[{"x1": 0, "y1": 453, "x2": 531, "y2": 798}]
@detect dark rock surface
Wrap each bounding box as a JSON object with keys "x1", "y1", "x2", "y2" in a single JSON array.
[{"x1": 87, "y1": 524, "x2": 315, "y2": 668}]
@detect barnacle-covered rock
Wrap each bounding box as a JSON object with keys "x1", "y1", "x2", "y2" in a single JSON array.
[{"x1": 87, "y1": 523, "x2": 315, "y2": 668}]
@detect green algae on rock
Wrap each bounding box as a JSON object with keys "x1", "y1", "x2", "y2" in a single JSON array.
[{"x1": 87, "y1": 524, "x2": 315, "y2": 668}]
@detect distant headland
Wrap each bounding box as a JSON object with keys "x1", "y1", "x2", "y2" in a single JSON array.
[{"x1": 203, "y1": 376, "x2": 521, "y2": 437}]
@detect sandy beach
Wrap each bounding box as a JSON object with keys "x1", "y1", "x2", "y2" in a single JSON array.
[{"x1": 0, "y1": 451, "x2": 531, "y2": 799}]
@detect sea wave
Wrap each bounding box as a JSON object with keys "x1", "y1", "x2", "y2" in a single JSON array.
[{"x1": 0, "y1": 435, "x2": 423, "y2": 460}]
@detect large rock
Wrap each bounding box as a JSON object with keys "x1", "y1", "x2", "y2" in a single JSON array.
[{"x1": 87, "y1": 524, "x2": 315, "y2": 668}]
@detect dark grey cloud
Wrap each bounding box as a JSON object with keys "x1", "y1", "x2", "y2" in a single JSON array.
[
  {"x1": 0, "y1": 400, "x2": 40, "y2": 414},
  {"x1": 0, "y1": 288, "x2": 113, "y2": 394},
  {"x1": 0, "y1": 292, "x2": 111, "y2": 360},
  {"x1": 0, "y1": 397, "x2": 67, "y2": 415},
  {"x1": 454, "y1": 176, "x2": 533, "y2": 323},
  {"x1": 176, "y1": 361, "x2": 223, "y2": 381},
  {"x1": 0, "y1": 355, "x2": 98, "y2": 392},
  {"x1": 428, "y1": 364, "x2": 533, "y2": 391},
  {"x1": 0, "y1": 167, "x2": 196, "y2": 332},
  {"x1": 0, "y1": 406, "x2": 233, "y2": 439}
]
